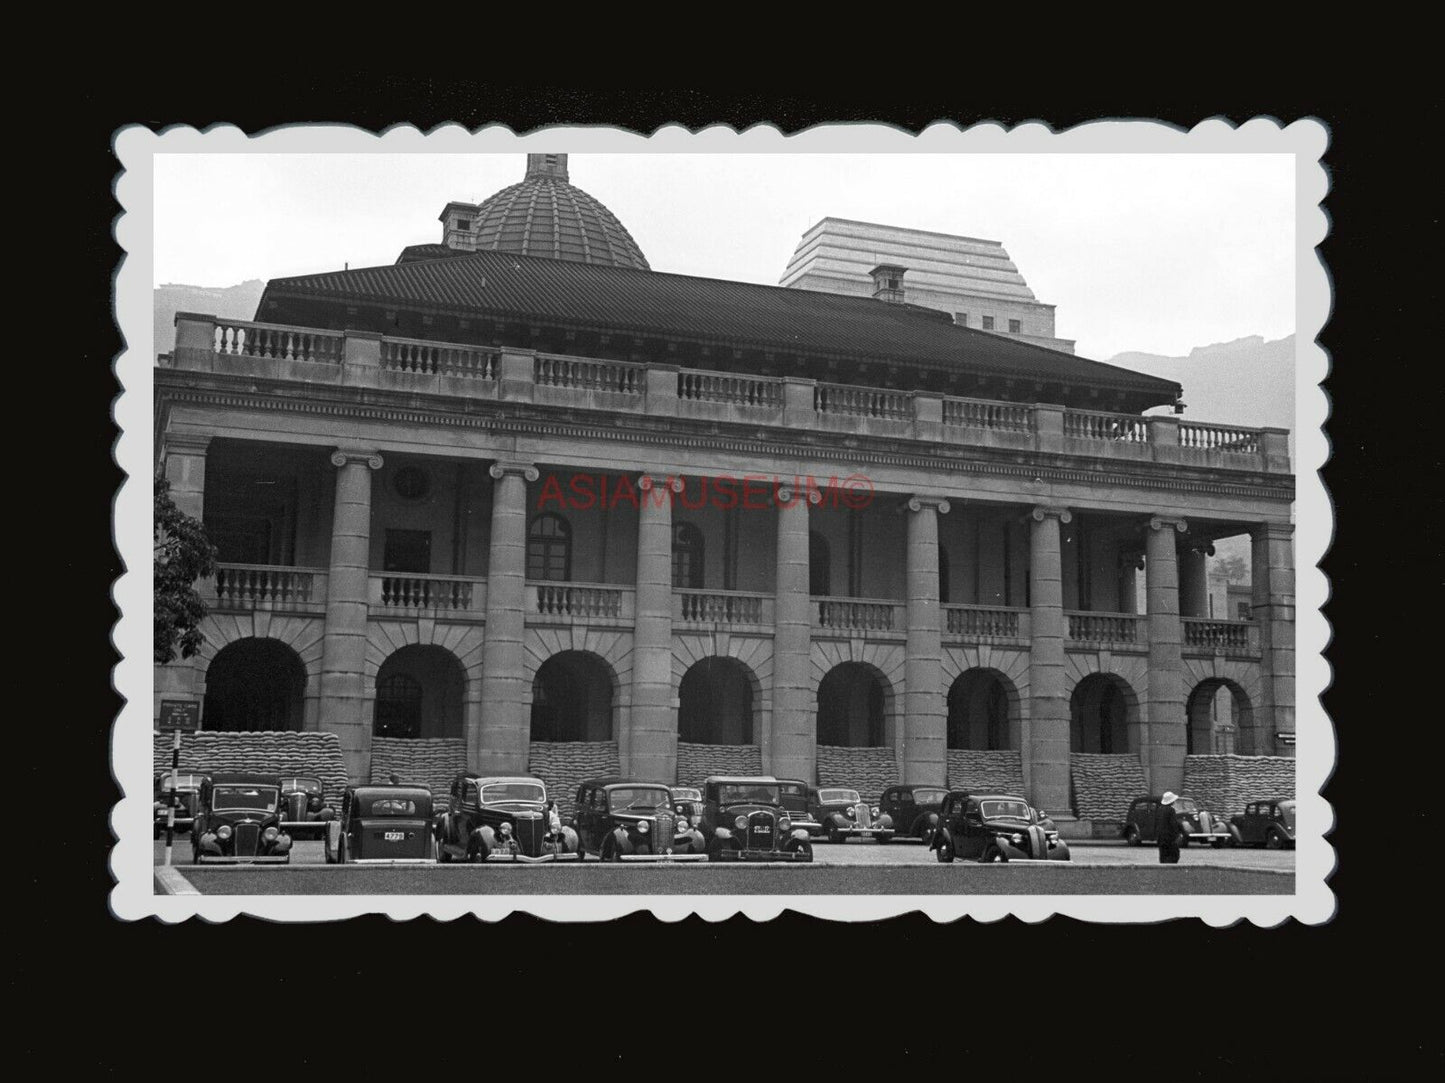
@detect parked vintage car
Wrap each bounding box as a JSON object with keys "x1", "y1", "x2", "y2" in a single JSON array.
[
  {"x1": 153, "y1": 771, "x2": 208, "y2": 838},
  {"x1": 434, "y1": 774, "x2": 581, "y2": 863},
  {"x1": 325, "y1": 784, "x2": 436, "y2": 864},
  {"x1": 573, "y1": 778, "x2": 707, "y2": 861},
  {"x1": 278, "y1": 775, "x2": 337, "y2": 836},
  {"x1": 809, "y1": 786, "x2": 895, "y2": 844},
  {"x1": 1123, "y1": 794, "x2": 1231, "y2": 848},
  {"x1": 776, "y1": 778, "x2": 824, "y2": 837},
  {"x1": 670, "y1": 786, "x2": 704, "y2": 828},
  {"x1": 878, "y1": 784, "x2": 949, "y2": 843},
  {"x1": 1228, "y1": 798, "x2": 1297, "y2": 849},
  {"x1": 930, "y1": 791, "x2": 1071, "y2": 862},
  {"x1": 700, "y1": 776, "x2": 813, "y2": 861},
  {"x1": 190, "y1": 773, "x2": 293, "y2": 864}
]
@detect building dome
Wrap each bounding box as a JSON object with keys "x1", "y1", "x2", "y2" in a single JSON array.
[{"x1": 465, "y1": 154, "x2": 650, "y2": 271}]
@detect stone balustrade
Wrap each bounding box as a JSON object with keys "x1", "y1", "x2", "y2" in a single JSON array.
[
  {"x1": 529, "y1": 582, "x2": 631, "y2": 621},
  {"x1": 1182, "y1": 617, "x2": 1260, "y2": 655},
  {"x1": 675, "y1": 589, "x2": 771, "y2": 626},
  {"x1": 1067, "y1": 611, "x2": 1147, "y2": 649},
  {"x1": 944, "y1": 604, "x2": 1028, "y2": 642},
  {"x1": 815, "y1": 597, "x2": 902, "y2": 633},
  {"x1": 371, "y1": 573, "x2": 485, "y2": 613},
  {"x1": 212, "y1": 564, "x2": 326, "y2": 612},
  {"x1": 168, "y1": 313, "x2": 1290, "y2": 474}
]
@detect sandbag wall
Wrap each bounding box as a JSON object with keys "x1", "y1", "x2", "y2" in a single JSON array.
[
  {"x1": 527, "y1": 741, "x2": 621, "y2": 821},
  {"x1": 1070, "y1": 752, "x2": 1148, "y2": 823},
  {"x1": 151, "y1": 731, "x2": 349, "y2": 809},
  {"x1": 369, "y1": 737, "x2": 467, "y2": 809},
  {"x1": 815, "y1": 746, "x2": 899, "y2": 806},
  {"x1": 1183, "y1": 754, "x2": 1296, "y2": 817},
  {"x1": 945, "y1": 749, "x2": 1026, "y2": 795},
  {"x1": 675, "y1": 743, "x2": 764, "y2": 789}
]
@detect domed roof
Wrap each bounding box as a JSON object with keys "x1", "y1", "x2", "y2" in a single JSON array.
[{"x1": 468, "y1": 154, "x2": 650, "y2": 271}]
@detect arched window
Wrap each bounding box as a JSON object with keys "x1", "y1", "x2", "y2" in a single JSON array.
[
  {"x1": 672, "y1": 522, "x2": 705, "y2": 589},
  {"x1": 374, "y1": 673, "x2": 423, "y2": 739},
  {"x1": 809, "y1": 531, "x2": 831, "y2": 596},
  {"x1": 527, "y1": 514, "x2": 572, "y2": 582}
]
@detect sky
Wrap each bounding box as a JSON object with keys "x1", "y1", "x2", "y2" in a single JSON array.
[{"x1": 153, "y1": 152, "x2": 1295, "y2": 361}]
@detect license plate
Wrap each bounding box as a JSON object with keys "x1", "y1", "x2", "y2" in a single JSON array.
[{"x1": 384, "y1": 831, "x2": 404, "y2": 842}]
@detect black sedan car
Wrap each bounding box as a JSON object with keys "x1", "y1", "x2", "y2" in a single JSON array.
[
  {"x1": 326, "y1": 784, "x2": 436, "y2": 864},
  {"x1": 700, "y1": 777, "x2": 813, "y2": 862},
  {"x1": 1123, "y1": 795, "x2": 1231, "y2": 848},
  {"x1": 809, "y1": 786, "x2": 895, "y2": 844},
  {"x1": 190, "y1": 773, "x2": 293, "y2": 864},
  {"x1": 878, "y1": 784, "x2": 949, "y2": 843},
  {"x1": 573, "y1": 778, "x2": 707, "y2": 861},
  {"x1": 434, "y1": 774, "x2": 581, "y2": 863},
  {"x1": 670, "y1": 786, "x2": 704, "y2": 828},
  {"x1": 930, "y1": 791, "x2": 1070, "y2": 863},
  {"x1": 1228, "y1": 798, "x2": 1296, "y2": 849},
  {"x1": 278, "y1": 775, "x2": 337, "y2": 836}
]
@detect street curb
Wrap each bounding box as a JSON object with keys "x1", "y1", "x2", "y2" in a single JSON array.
[{"x1": 155, "y1": 867, "x2": 200, "y2": 895}]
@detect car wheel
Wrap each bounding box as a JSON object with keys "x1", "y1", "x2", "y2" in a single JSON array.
[
  {"x1": 979, "y1": 843, "x2": 1005, "y2": 863},
  {"x1": 601, "y1": 836, "x2": 620, "y2": 863},
  {"x1": 1266, "y1": 829, "x2": 1284, "y2": 850},
  {"x1": 796, "y1": 839, "x2": 813, "y2": 861},
  {"x1": 1180, "y1": 836, "x2": 1191, "y2": 849},
  {"x1": 1124, "y1": 826, "x2": 1141, "y2": 847},
  {"x1": 828, "y1": 824, "x2": 845, "y2": 845},
  {"x1": 437, "y1": 838, "x2": 451, "y2": 864},
  {"x1": 918, "y1": 824, "x2": 932, "y2": 844},
  {"x1": 935, "y1": 835, "x2": 955, "y2": 863}
]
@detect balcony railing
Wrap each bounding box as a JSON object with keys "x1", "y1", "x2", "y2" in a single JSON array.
[
  {"x1": 529, "y1": 582, "x2": 631, "y2": 621},
  {"x1": 213, "y1": 564, "x2": 326, "y2": 611},
  {"x1": 168, "y1": 314, "x2": 1290, "y2": 475},
  {"x1": 815, "y1": 598, "x2": 902, "y2": 633},
  {"x1": 372, "y1": 573, "x2": 485, "y2": 613},
  {"x1": 1182, "y1": 617, "x2": 1259, "y2": 655},
  {"x1": 675, "y1": 589, "x2": 770, "y2": 625},
  {"x1": 1067, "y1": 611, "x2": 1146, "y2": 649},
  {"x1": 944, "y1": 604, "x2": 1028, "y2": 641}
]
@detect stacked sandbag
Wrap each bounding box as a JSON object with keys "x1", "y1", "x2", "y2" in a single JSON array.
[
  {"x1": 816, "y1": 746, "x2": 899, "y2": 806},
  {"x1": 945, "y1": 749, "x2": 1026, "y2": 795},
  {"x1": 369, "y1": 737, "x2": 467, "y2": 810},
  {"x1": 1070, "y1": 752, "x2": 1147, "y2": 823},
  {"x1": 675, "y1": 743, "x2": 764, "y2": 789},
  {"x1": 1184, "y1": 754, "x2": 1296, "y2": 818},
  {"x1": 527, "y1": 741, "x2": 621, "y2": 821},
  {"x1": 152, "y1": 731, "x2": 349, "y2": 809}
]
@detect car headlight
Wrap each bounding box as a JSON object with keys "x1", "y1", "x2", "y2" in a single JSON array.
[
  {"x1": 778, "y1": 816, "x2": 791, "y2": 833},
  {"x1": 216, "y1": 824, "x2": 232, "y2": 840},
  {"x1": 846, "y1": 807, "x2": 856, "y2": 819},
  {"x1": 871, "y1": 806, "x2": 880, "y2": 817},
  {"x1": 1010, "y1": 833, "x2": 1023, "y2": 844},
  {"x1": 690, "y1": 815, "x2": 701, "y2": 827},
  {"x1": 637, "y1": 820, "x2": 649, "y2": 834},
  {"x1": 676, "y1": 805, "x2": 686, "y2": 815},
  {"x1": 734, "y1": 815, "x2": 748, "y2": 830},
  {"x1": 263, "y1": 826, "x2": 279, "y2": 841},
  {"x1": 499, "y1": 822, "x2": 512, "y2": 836}
]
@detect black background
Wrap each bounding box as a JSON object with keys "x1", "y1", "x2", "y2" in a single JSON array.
[{"x1": 39, "y1": 79, "x2": 1436, "y2": 1076}]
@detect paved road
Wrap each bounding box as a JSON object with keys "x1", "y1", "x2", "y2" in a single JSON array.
[{"x1": 155, "y1": 833, "x2": 1293, "y2": 895}]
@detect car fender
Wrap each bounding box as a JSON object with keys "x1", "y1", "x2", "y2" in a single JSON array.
[
  {"x1": 929, "y1": 827, "x2": 948, "y2": 851},
  {"x1": 876, "y1": 812, "x2": 894, "y2": 830},
  {"x1": 196, "y1": 832, "x2": 222, "y2": 856},
  {"x1": 557, "y1": 824, "x2": 580, "y2": 853},
  {"x1": 476, "y1": 824, "x2": 498, "y2": 847},
  {"x1": 915, "y1": 813, "x2": 939, "y2": 836},
  {"x1": 827, "y1": 812, "x2": 849, "y2": 828},
  {"x1": 611, "y1": 826, "x2": 636, "y2": 854},
  {"x1": 714, "y1": 826, "x2": 733, "y2": 840},
  {"x1": 1227, "y1": 823, "x2": 1244, "y2": 845}
]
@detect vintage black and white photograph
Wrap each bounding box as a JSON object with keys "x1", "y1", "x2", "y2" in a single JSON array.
[{"x1": 114, "y1": 120, "x2": 1330, "y2": 921}]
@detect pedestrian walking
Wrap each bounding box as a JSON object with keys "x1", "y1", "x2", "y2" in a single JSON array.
[{"x1": 1156, "y1": 791, "x2": 1183, "y2": 864}]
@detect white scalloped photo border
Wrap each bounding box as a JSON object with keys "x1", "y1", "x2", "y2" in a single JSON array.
[{"x1": 111, "y1": 117, "x2": 1333, "y2": 925}]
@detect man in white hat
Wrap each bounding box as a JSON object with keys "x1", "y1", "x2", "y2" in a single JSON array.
[{"x1": 1156, "y1": 791, "x2": 1184, "y2": 864}]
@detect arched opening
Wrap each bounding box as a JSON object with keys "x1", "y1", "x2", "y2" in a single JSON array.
[
  {"x1": 1186, "y1": 678, "x2": 1255, "y2": 755},
  {"x1": 947, "y1": 668, "x2": 1019, "y2": 750},
  {"x1": 1070, "y1": 673, "x2": 1140, "y2": 754},
  {"x1": 527, "y1": 513, "x2": 572, "y2": 582},
  {"x1": 809, "y1": 531, "x2": 831, "y2": 596},
  {"x1": 531, "y1": 651, "x2": 615, "y2": 742},
  {"x1": 202, "y1": 638, "x2": 305, "y2": 732},
  {"x1": 678, "y1": 657, "x2": 755, "y2": 744},
  {"x1": 672, "y1": 521, "x2": 705, "y2": 588},
  {"x1": 817, "y1": 662, "x2": 891, "y2": 747},
  {"x1": 373, "y1": 645, "x2": 465, "y2": 739}
]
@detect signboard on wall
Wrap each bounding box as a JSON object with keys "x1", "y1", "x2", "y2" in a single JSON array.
[{"x1": 157, "y1": 700, "x2": 201, "y2": 733}]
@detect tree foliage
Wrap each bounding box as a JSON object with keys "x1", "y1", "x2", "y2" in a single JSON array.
[{"x1": 154, "y1": 474, "x2": 217, "y2": 665}]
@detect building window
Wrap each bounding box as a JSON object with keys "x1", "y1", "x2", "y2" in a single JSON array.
[
  {"x1": 374, "y1": 673, "x2": 422, "y2": 739},
  {"x1": 809, "y1": 532, "x2": 831, "y2": 596},
  {"x1": 527, "y1": 514, "x2": 572, "y2": 581},
  {"x1": 982, "y1": 316, "x2": 995, "y2": 330},
  {"x1": 1008, "y1": 319, "x2": 1021, "y2": 333},
  {"x1": 1236, "y1": 601, "x2": 1252, "y2": 621},
  {"x1": 455, "y1": 218, "x2": 471, "y2": 231},
  {"x1": 954, "y1": 313, "x2": 968, "y2": 327},
  {"x1": 672, "y1": 522, "x2": 705, "y2": 589}
]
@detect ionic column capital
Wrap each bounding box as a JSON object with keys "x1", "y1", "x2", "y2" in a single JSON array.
[
  {"x1": 776, "y1": 483, "x2": 822, "y2": 505},
  {"x1": 637, "y1": 473, "x2": 684, "y2": 494},
  {"x1": 1149, "y1": 515, "x2": 1188, "y2": 534},
  {"x1": 331, "y1": 449, "x2": 384, "y2": 471},
  {"x1": 489, "y1": 461, "x2": 539, "y2": 483},
  {"x1": 1031, "y1": 505, "x2": 1072, "y2": 524},
  {"x1": 906, "y1": 495, "x2": 952, "y2": 515},
  {"x1": 164, "y1": 432, "x2": 213, "y2": 457}
]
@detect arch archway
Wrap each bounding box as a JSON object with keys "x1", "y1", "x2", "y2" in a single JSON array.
[
  {"x1": 531, "y1": 650, "x2": 617, "y2": 742},
  {"x1": 1186, "y1": 677, "x2": 1255, "y2": 755},
  {"x1": 679, "y1": 657, "x2": 756, "y2": 744},
  {"x1": 373, "y1": 644, "x2": 465, "y2": 739},
  {"x1": 816, "y1": 662, "x2": 893, "y2": 747},
  {"x1": 1069, "y1": 672, "x2": 1140, "y2": 754},
  {"x1": 947, "y1": 668, "x2": 1020, "y2": 750},
  {"x1": 202, "y1": 638, "x2": 306, "y2": 732}
]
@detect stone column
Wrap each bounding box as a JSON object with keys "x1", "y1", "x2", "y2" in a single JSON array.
[
  {"x1": 318, "y1": 449, "x2": 383, "y2": 782},
  {"x1": 474, "y1": 461, "x2": 538, "y2": 775},
  {"x1": 1251, "y1": 522, "x2": 1296, "y2": 756},
  {"x1": 771, "y1": 483, "x2": 821, "y2": 781},
  {"x1": 1028, "y1": 505, "x2": 1072, "y2": 816},
  {"x1": 156, "y1": 433, "x2": 213, "y2": 725},
  {"x1": 1179, "y1": 542, "x2": 1210, "y2": 618},
  {"x1": 629, "y1": 473, "x2": 683, "y2": 781},
  {"x1": 1145, "y1": 515, "x2": 1189, "y2": 793},
  {"x1": 903, "y1": 495, "x2": 950, "y2": 785}
]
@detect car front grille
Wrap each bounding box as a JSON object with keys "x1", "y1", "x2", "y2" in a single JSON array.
[
  {"x1": 285, "y1": 793, "x2": 307, "y2": 821},
  {"x1": 854, "y1": 803, "x2": 873, "y2": 828},
  {"x1": 656, "y1": 812, "x2": 674, "y2": 847},
  {"x1": 513, "y1": 813, "x2": 544, "y2": 855},
  {"x1": 234, "y1": 822, "x2": 260, "y2": 856},
  {"x1": 746, "y1": 810, "x2": 775, "y2": 850}
]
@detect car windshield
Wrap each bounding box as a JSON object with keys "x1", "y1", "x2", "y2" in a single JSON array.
[
  {"x1": 160, "y1": 775, "x2": 204, "y2": 791},
  {"x1": 979, "y1": 799, "x2": 1031, "y2": 821},
  {"x1": 912, "y1": 788, "x2": 947, "y2": 803},
  {"x1": 719, "y1": 783, "x2": 781, "y2": 805},
  {"x1": 211, "y1": 785, "x2": 279, "y2": 813},
  {"x1": 609, "y1": 787, "x2": 670, "y2": 811},
  {"x1": 364, "y1": 797, "x2": 421, "y2": 816},
  {"x1": 1174, "y1": 799, "x2": 1198, "y2": 815},
  {"x1": 481, "y1": 782, "x2": 546, "y2": 804},
  {"x1": 280, "y1": 778, "x2": 322, "y2": 793},
  {"x1": 818, "y1": 789, "x2": 860, "y2": 804},
  {"x1": 671, "y1": 788, "x2": 701, "y2": 802}
]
